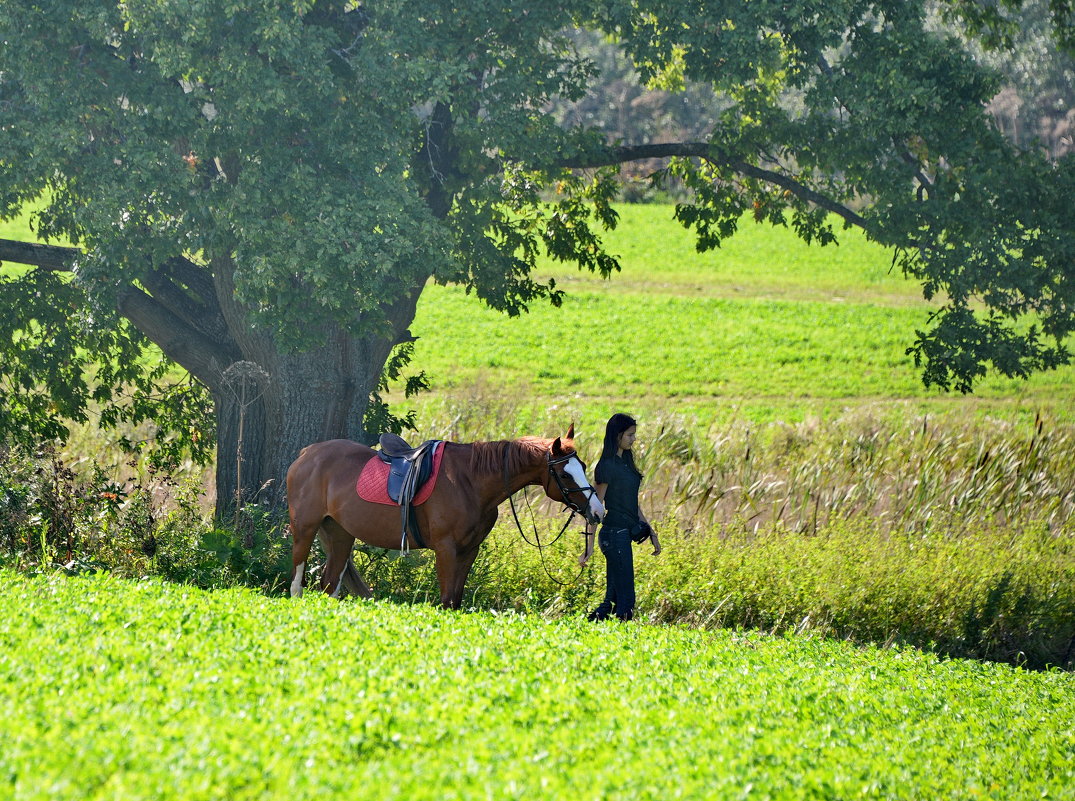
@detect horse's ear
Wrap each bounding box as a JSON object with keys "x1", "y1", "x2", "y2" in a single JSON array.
[
  {"x1": 566, "y1": 422, "x2": 575, "y2": 440},
  {"x1": 552, "y1": 436, "x2": 564, "y2": 455}
]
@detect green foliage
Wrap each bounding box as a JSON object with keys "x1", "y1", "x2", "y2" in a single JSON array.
[
  {"x1": 441, "y1": 165, "x2": 622, "y2": 315},
  {"x1": 1, "y1": 572, "x2": 1072, "y2": 800},
  {"x1": 937, "y1": 0, "x2": 1075, "y2": 55},
  {"x1": 4, "y1": 205, "x2": 1073, "y2": 672},
  {"x1": 6, "y1": 398, "x2": 1075, "y2": 669},
  {"x1": 0, "y1": 0, "x2": 628, "y2": 480},
  {"x1": 461, "y1": 513, "x2": 1075, "y2": 669},
  {"x1": 0, "y1": 443, "x2": 288, "y2": 591},
  {"x1": 393, "y1": 394, "x2": 1075, "y2": 668},
  {"x1": 2, "y1": 0, "x2": 1075, "y2": 471},
  {"x1": 362, "y1": 342, "x2": 429, "y2": 441},
  {"x1": 0, "y1": 267, "x2": 214, "y2": 467}
]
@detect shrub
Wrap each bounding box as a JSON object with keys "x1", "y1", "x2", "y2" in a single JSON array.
[{"x1": 0, "y1": 443, "x2": 289, "y2": 592}]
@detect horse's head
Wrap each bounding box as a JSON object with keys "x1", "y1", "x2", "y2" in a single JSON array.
[{"x1": 546, "y1": 424, "x2": 605, "y2": 525}]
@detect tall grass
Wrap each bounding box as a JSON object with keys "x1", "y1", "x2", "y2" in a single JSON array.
[
  {"x1": 644, "y1": 410, "x2": 1075, "y2": 536},
  {"x1": 321, "y1": 389, "x2": 1075, "y2": 669},
  {"x1": 461, "y1": 517, "x2": 1075, "y2": 669},
  {"x1": 4, "y1": 385, "x2": 1074, "y2": 668},
  {"x1": 418, "y1": 387, "x2": 1075, "y2": 538}
]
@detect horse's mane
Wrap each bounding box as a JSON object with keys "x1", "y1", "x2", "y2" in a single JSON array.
[{"x1": 468, "y1": 437, "x2": 553, "y2": 478}]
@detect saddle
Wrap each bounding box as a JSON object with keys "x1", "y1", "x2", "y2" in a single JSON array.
[{"x1": 376, "y1": 433, "x2": 442, "y2": 551}]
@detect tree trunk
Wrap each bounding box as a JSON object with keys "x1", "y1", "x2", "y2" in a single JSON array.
[
  {"x1": 0, "y1": 231, "x2": 430, "y2": 524},
  {"x1": 212, "y1": 330, "x2": 403, "y2": 518},
  {"x1": 203, "y1": 251, "x2": 423, "y2": 519}
]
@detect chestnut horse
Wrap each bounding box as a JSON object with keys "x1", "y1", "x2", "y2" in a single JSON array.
[{"x1": 286, "y1": 426, "x2": 604, "y2": 607}]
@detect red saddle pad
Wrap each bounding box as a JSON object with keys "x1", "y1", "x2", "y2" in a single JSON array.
[{"x1": 356, "y1": 444, "x2": 446, "y2": 506}]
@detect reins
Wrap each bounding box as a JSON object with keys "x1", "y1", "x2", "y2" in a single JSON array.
[
  {"x1": 503, "y1": 450, "x2": 591, "y2": 588},
  {"x1": 507, "y1": 491, "x2": 585, "y2": 588},
  {"x1": 509, "y1": 490, "x2": 577, "y2": 548}
]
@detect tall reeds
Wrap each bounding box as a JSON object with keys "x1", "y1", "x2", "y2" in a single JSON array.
[
  {"x1": 420, "y1": 390, "x2": 1075, "y2": 539},
  {"x1": 641, "y1": 409, "x2": 1074, "y2": 537},
  {"x1": 412, "y1": 392, "x2": 1075, "y2": 668}
]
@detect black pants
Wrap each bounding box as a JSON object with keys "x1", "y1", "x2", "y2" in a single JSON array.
[{"x1": 588, "y1": 527, "x2": 635, "y2": 622}]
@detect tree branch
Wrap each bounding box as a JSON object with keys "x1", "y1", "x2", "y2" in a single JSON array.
[
  {"x1": 1, "y1": 237, "x2": 240, "y2": 385},
  {"x1": 0, "y1": 238, "x2": 80, "y2": 270},
  {"x1": 557, "y1": 143, "x2": 871, "y2": 231},
  {"x1": 142, "y1": 257, "x2": 231, "y2": 343},
  {"x1": 116, "y1": 285, "x2": 241, "y2": 386},
  {"x1": 416, "y1": 101, "x2": 456, "y2": 220}
]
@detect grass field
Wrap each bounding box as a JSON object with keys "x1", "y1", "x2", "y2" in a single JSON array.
[
  {"x1": 404, "y1": 205, "x2": 1075, "y2": 428},
  {"x1": 2, "y1": 571, "x2": 1073, "y2": 801}
]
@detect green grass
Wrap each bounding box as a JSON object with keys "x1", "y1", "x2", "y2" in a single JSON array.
[
  {"x1": 533, "y1": 204, "x2": 920, "y2": 304},
  {"x1": 409, "y1": 286, "x2": 1073, "y2": 425},
  {"x1": 403, "y1": 204, "x2": 1075, "y2": 427},
  {"x1": 0, "y1": 197, "x2": 66, "y2": 246},
  {"x1": 0, "y1": 212, "x2": 35, "y2": 243},
  {"x1": 1, "y1": 571, "x2": 1072, "y2": 801}
]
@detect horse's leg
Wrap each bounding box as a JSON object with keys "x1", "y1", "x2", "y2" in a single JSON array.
[
  {"x1": 432, "y1": 546, "x2": 460, "y2": 609},
  {"x1": 319, "y1": 519, "x2": 373, "y2": 599},
  {"x1": 449, "y1": 545, "x2": 481, "y2": 609},
  {"x1": 433, "y1": 544, "x2": 481, "y2": 610},
  {"x1": 433, "y1": 510, "x2": 497, "y2": 609},
  {"x1": 289, "y1": 518, "x2": 321, "y2": 599}
]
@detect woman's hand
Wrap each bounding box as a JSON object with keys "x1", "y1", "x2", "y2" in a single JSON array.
[
  {"x1": 650, "y1": 532, "x2": 662, "y2": 556},
  {"x1": 579, "y1": 547, "x2": 593, "y2": 566}
]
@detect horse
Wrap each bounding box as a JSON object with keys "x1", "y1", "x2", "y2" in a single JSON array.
[{"x1": 285, "y1": 425, "x2": 605, "y2": 607}]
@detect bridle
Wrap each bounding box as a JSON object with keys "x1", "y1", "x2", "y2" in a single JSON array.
[
  {"x1": 544, "y1": 452, "x2": 601, "y2": 524},
  {"x1": 504, "y1": 449, "x2": 600, "y2": 586}
]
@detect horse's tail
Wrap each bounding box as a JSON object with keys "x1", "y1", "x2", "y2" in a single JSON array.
[
  {"x1": 339, "y1": 557, "x2": 372, "y2": 597},
  {"x1": 313, "y1": 528, "x2": 373, "y2": 599}
]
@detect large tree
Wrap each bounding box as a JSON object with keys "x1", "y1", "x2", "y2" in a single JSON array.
[{"x1": 2, "y1": 0, "x2": 1073, "y2": 514}]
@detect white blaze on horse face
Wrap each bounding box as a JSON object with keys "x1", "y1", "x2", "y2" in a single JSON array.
[
  {"x1": 563, "y1": 456, "x2": 605, "y2": 520},
  {"x1": 290, "y1": 562, "x2": 305, "y2": 598}
]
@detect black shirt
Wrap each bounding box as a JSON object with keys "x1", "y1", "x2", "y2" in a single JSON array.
[{"x1": 595, "y1": 453, "x2": 642, "y2": 531}]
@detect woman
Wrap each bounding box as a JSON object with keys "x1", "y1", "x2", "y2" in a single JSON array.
[{"x1": 579, "y1": 413, "x2": 662, "y2": 621}]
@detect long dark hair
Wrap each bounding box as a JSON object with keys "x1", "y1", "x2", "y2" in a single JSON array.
[{"x1": 600, "y1": 413, "x2": 642, "y2": 478}]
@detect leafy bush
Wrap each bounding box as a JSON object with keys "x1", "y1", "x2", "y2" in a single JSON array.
[{"x1": 0, "y1": 444, "x2": 289, "y2": 591}]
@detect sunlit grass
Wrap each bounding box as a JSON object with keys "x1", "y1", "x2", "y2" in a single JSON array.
[
  {"x1": 408, "y1": 283, "x2": 1074, "y2": 426},
  {"x1": 404, "y1": 203, "x2": 1072, "y2": 425},
  {"x1": 1, "y1": 572, "x2": 1072, "y2": 800},
  {"x1": 534, "y1": 203, "x2": 922, "y2": 304}
]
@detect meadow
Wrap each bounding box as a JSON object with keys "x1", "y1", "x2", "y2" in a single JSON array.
[
  {"x1": 1, "y1": 571, "x2": 1072, "y2": 801},
  {"x1": 3, "y1": 202, "x2": 1075, "y2": 798},
  {"x1": 404, "y1": 204, "x2": 1075, "y2": 427}
]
